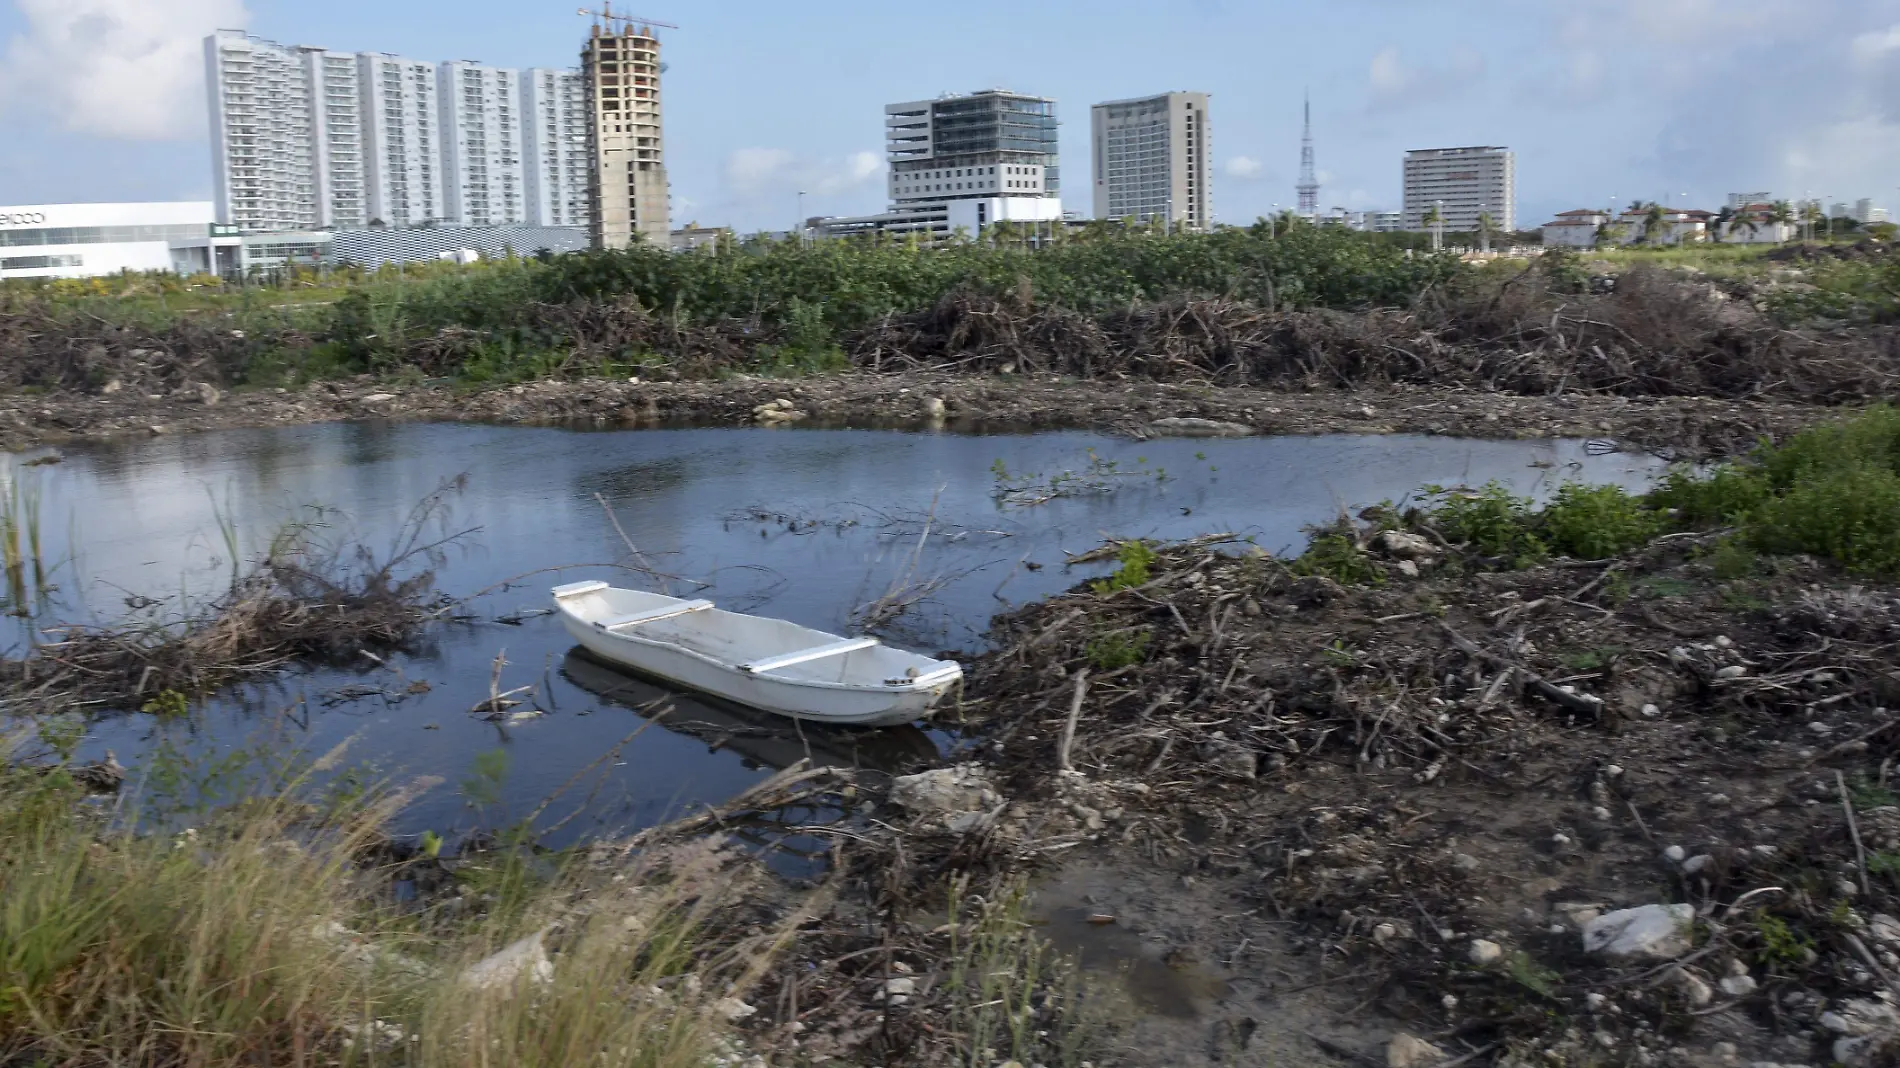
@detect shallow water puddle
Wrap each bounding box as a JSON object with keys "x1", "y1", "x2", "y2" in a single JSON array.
[{"x1": 6, "y1": 421, "x2": 1666, "y2": 844}]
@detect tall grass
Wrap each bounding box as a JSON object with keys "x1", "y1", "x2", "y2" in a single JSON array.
[
  {"x1": 0, "y1": 468, "x2": 51, "y2": 611},
  {"x1": 0, "y1": 736, "x2": 774, "y2": 1067}
]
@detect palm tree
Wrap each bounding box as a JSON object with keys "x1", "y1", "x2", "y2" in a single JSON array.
[
  {"x1": 1476, "y1": 211, "x2": 1497, "y2": 254},
  {"x1": 1800, "y1": 201, "x2": 1825, "y2": 242},
  {"x1": 1423, "y1": 205, "x2": 1444, "y2": 251},
  {"x1": 1766, "y1": 201, "x2": 1796, "y2": 243},
  {"x1": 1711, "y1": 206, "x2": 1734, "y2": 244},
  {"x1": 1641, "y1": 201, "x2": 1671, "y2": 246}
]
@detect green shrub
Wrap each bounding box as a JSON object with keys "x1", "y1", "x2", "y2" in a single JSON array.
[
  {"x1": 1084, "y1": 630, "x2": 1150, "y2": 670},
  {"x1": 1090, "y1": 541, "x2": 1157, "y2": 595},
  {"x1": 1757, "y1": 404, "x2": 1900, "y2": 489},
  {"x1": 1540, "y1": 483, "x2": 1663, "y2": 559},
  {"x1": 1290, "y1": 525, "x2": 1386, "y2": 586},
  {"x1": 1648, "y1": 464, "x2": 1771, "y2": 526},
  {"x1": 1746, "y1": 464, "x2": 1900, "y2": 576},
  {"x1": 1424, "y1": 482, "x2": 1546, "y2": 565}
]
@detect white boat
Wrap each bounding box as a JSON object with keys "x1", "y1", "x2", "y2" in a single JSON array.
[{"x1": 551, "y1": 581, "x2": 962, "y2": 727}]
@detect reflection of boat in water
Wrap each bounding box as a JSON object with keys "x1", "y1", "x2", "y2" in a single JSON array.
[{"x1": 561, "y1": 649, "x2": 940, "y2": 776}]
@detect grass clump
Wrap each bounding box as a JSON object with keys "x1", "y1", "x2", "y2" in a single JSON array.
[
  {"x1": 1084, "y1": 630, "x2": 1150, "y2": 670},
  {"x1": 940, "y1": 876, "x2": 1103, "y2": 1068},
  {"x1": 0, "y1": 737, "x2": 768, "y2": 1068}
]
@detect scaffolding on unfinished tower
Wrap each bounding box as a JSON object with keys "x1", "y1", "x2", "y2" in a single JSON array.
[{"x1": 1296, "y1": 93, "x2": 1320, "y2": 216}]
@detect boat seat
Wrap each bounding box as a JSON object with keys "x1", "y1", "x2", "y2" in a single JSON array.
[
  {"x1": 595, "y1": 600, "x2": 714, "y2": 631},
  {"x1": 741, "y1": 637, "x2": 879, "y2": 675},
  {"x1": 553, "y1": 580, "x2": 610, "y2": 599}
]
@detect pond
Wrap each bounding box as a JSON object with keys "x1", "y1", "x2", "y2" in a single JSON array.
[{"x1": 10, "y1": 421, "x2": 1666, "y2": 846}]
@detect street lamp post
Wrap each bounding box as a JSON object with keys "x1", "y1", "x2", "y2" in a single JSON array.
[{"x1": 797, "y1": 191, "x2": 806, "y2": 246}]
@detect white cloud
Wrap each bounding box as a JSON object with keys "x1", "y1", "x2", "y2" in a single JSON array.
[
  {"x1": 1853, "y1": 24, "x2": 1900, "y2": 62},
  {"x1": 1224, "y1": 156, "x2": 1264, "y2": 180},
  {"x1": 1366, "y1": 45, "x2": 1485, "y2": 111},
  {"x1": 725, "y1": 147, "x2": 796, "y2": 194},
  {"x1": 0, "y1": 0, "x2": 249, "y2": 139},
  {"x1": 722, "y1": 147, "x2": 885, "y2": 201}
]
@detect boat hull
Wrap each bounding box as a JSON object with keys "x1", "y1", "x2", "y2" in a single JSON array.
[{"x1": 554, "y1": 594, "x2": 959, "y2": 727}]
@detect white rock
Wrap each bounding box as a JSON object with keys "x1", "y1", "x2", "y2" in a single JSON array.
[
  {"x1": 1869, "y1": 913, "x2": 1900, "y2": 944},
  {"x1": 1147, "y1": 417, "x2": 1252, "y2": 438},
  {"x1": 1397, "y1": 559, "x2": 1420, "y2": 578},
  {"x1": 1377, "y1": 530, "x2": 1438, "y2": 560},
  {"x1": 714, "y1": 997, "x2": 757, "y2": 1021},
  {"x1": 890, "y1": 765, "x2": 1000, "y2": 818},
  {"x1": 1468, "y1": 938, "x2": 1504, "y2": 965},
  {"x1": 1672, "y1": 968, "x2": 1713, "y2": 1007},
  {"x1": 1581, "y1": 903, "x2": 1695, "y2": 960},
  {"x1": 1386, "y1": 1032, "x2": 1447, "y2": 1068},
  {"x1": 361, "y1": 392, "x2": 397, "y2": 404},
  {"x1": 1641, "y1": 703, "x2": 1662, "y2": 718},
  {"x1": 1663, "y1": 845, "x2": 1687, "y2": 863},
  {"x1": 882, "y1": 976, "x2": 916, "y2": 997},
  {"x1": 1825, "y1": 997, "x2": 1900, "y2": 1066},
  {"x1": 461, "y1": 930, "x2": 554, "y2": 991},
  {"x1": 1720, "y1": 974, "x2": 1758, "y2": 997},
  {"x1": 1714, "y1": 665, "x2": 1749, "y2": 680},
  {"x1": 1682, "y1": 854, "x2": 1713, "y2": 875}
]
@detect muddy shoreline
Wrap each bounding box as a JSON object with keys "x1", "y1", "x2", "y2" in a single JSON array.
[{"x1": 0, "y1": 372, "x2": 1850, "y2": 456}]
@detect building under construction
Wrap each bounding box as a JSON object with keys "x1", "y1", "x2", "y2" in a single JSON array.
[{"x1": 581, "y1": 7, "x2": 670, "y2": 248}]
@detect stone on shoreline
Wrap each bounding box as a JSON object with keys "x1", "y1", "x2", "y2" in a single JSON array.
[
  {"x1": 1580, "y1": 903, "x2": 1695, "y2": 960},
  {"x1": 1148, "y1": 417, "x2": 1253, "y2": 437}
]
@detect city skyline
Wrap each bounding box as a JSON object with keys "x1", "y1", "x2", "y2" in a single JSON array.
[{"x1": 4, "y1": 0, "x2": 1900, "y2": 234}]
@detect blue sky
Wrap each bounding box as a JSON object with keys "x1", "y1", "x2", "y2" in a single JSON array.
[{"x1": 4, "y1": 0, "x2": 1900, "y2": 231}]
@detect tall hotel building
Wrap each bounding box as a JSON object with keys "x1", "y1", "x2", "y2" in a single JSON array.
[
  {"x1": 1090, "y1": 91, "x2": 1210, "y2": 229},
  {"x1": 1401, "y1": 146, "x2": 1515, "y2": 233}
]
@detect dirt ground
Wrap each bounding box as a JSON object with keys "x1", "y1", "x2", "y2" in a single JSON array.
[
  {"x1": 897, "y1": 534, "x2": 1900, "y2": 1068},
  {"x1": 0, "y1": 372, "x2": 1848, "y2": 458}
]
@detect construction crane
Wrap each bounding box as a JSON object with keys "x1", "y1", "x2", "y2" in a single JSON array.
[{"x1": 576, "y1": 3, "x2": 677, "y2": 33}]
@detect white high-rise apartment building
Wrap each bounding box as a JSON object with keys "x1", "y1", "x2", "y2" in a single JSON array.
[
  {"x1": 1728, "y1": 192, "x2": 1774, "y2": 210},
  {"x1": 439, "y1": 62, "x2": 524, "y2": 226},
  {"x1": 522, "y1": 70, "x2": 593, "y2": 228},
  {"x1": 1090, "y1": 91, "x2": 1210, "y2": 229},
  {"x1": 359, "y1": 54, "x2": 443, "y2": 228},
  {"x1": 206, "y1": 32, "x2": 318, "y2": 232},
  {"x1": 1401, "y1": 146, "x2": 1514, "y2": 233},
  {"x1": 303, "y1": 49, "x2": 366, "y2": 228},
  {"x1": 207, "y1": 32, "x2": 590, "y2": 234}
]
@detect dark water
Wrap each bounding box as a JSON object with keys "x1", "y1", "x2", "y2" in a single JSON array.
[{"x1": 9, "y1": 421, "x2": 1664, "y2": 845}]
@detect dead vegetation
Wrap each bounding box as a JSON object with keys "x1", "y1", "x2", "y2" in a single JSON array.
[
  {"x1": 0, "y1": 480, "x2": 467, "y2": 715},
  {"x1": 855, "y1": 266, "x2": 1900, "y2": 402},
  {"x1": 6, "y1": 262, "x2": 1900, "y2": 406}
]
